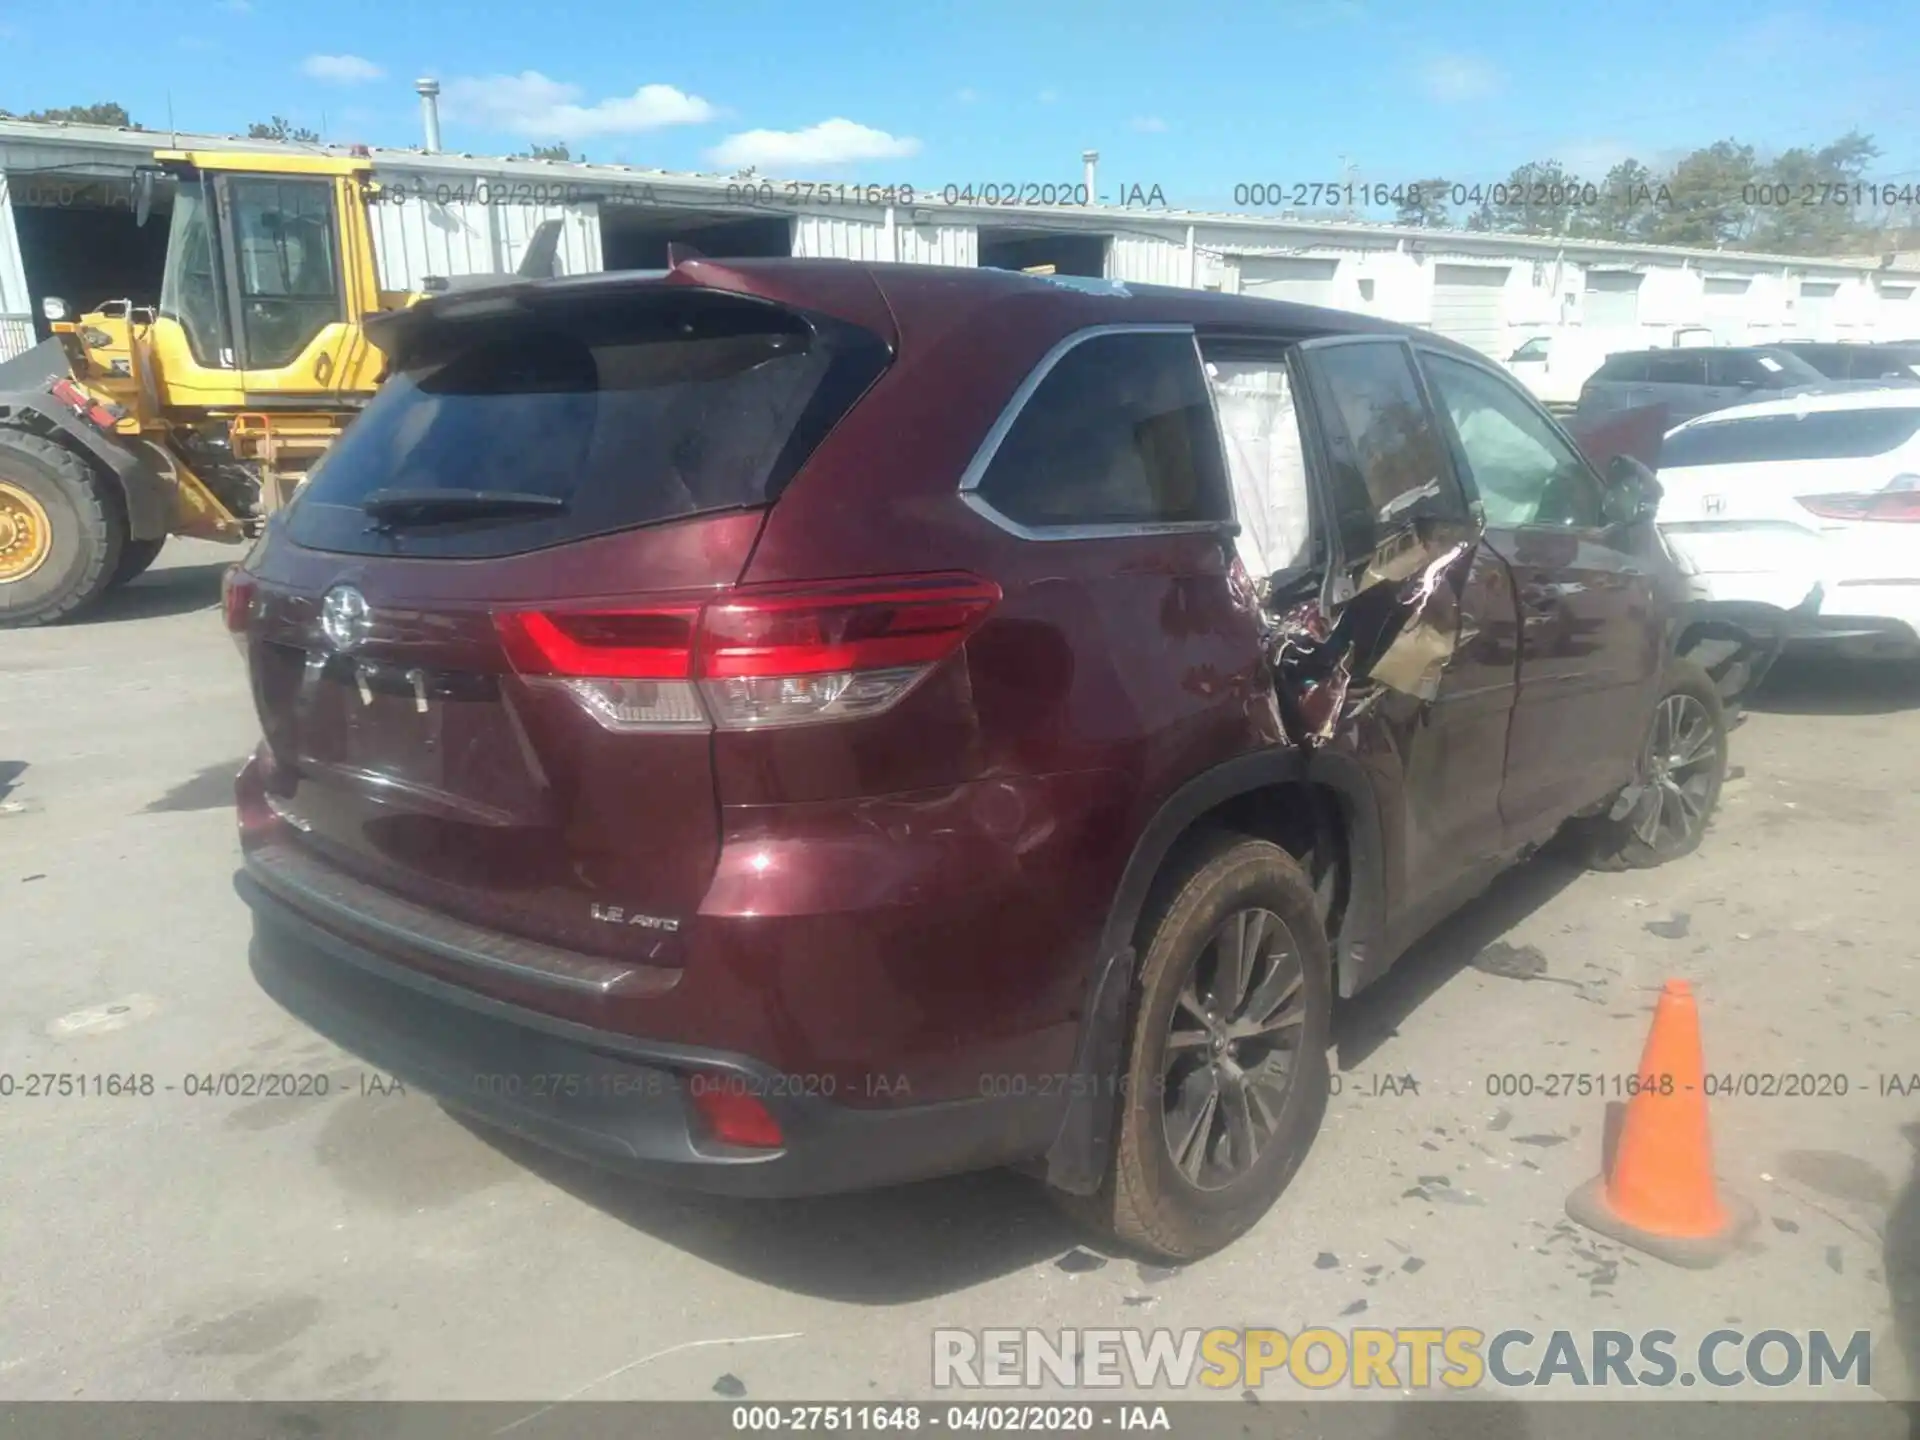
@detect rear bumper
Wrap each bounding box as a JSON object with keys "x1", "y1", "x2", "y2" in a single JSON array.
[
  {"x1": 1789, "y1": 582, "x2": 1920, "y2": 657},
  {"x1": 240, "y1": 870, "x2": 1065, "y2": 1197}
]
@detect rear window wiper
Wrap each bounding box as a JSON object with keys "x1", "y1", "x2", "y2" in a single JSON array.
[{"x1": 360, "y1": 488, "x2": 569, "y2": 527}]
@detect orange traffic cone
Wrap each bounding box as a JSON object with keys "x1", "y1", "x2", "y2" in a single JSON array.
[{"x1": 1565, "y1": 979, "x2": 1757, "y2": 1267}]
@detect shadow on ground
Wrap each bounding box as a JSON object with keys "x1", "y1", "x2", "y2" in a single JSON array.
[
  {"x1": 1333, "y1": 853, "x2": 1588, "y2": 1073},
  {"x1": 0, "y1": 760, "x2": 24, "y2": 803},
  {"x1": 145, "y1": 758, "x2": 248, "y2": 814},
  {"x1": 451, "y1": 856, "x2": 1594, "y2": 1302},
  {"x1": 453, "y1": 1112, "x2": 1092, "y2": 1305},
  {"x1": 1746, "y1": 654, "x2": 1920, "y2": 718},
  {"x1": 1887, "y1": 1123, "x2": 1920, "y2": 1406},
  {"x1": 73, "y1": 561, "x2": 228, "y2": 626}
]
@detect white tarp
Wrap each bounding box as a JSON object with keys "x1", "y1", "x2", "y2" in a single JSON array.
[{"x1": 1207, "y1": 360, "x2": 1313, "y2": 583}]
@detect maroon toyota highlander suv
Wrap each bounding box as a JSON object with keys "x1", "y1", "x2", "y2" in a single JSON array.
[{"x1": 229, "y1": 258, "x2": 1723, "y2": 1259}]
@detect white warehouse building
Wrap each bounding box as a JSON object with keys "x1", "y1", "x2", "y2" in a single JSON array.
[{"x1": 5, "y1": 117, "x2": 1918, "y2": 374}]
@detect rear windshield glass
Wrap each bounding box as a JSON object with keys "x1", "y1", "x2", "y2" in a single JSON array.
[
  {"x1": 286, "y1": 290, "x2": 889, "y2": 558},
  {"x1": 1660, "y1": 407, "x2": 1920, "y2": 467}
]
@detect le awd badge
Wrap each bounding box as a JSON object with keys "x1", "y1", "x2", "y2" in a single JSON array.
[{"x1": 589, "y1": 905, "x2": 681, "y2": 932}]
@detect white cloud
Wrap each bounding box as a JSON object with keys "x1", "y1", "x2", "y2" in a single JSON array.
[
  {"x1": 1130, "y1": 115, "x2": 1168, "y2": 133},
  {"x1": 1420, "y1": 53, "x2": 1498, "y2": 103},
  {"x1": 303, "y1": 53, "x2": 384, "y2": 84},
  {"x1": 707, "y1": 118, "x2": 920, "y2": 170},
  {"x1": 441, "y1": 72, "x2": 718, "y2": 139},
  {"x1": 955, "y1": 87, "x2": 980, "y2": 104}
]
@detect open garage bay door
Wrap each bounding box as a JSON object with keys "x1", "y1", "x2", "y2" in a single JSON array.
[
  {"x1": 1236, "y1": 256, "x2": 1340, "y2": 306},
  {"x1": 1431, "y1": 264, "x2": 1510, "y2": 355}
]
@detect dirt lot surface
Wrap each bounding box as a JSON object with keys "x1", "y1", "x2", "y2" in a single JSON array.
[{"x1": 2, "y1": 543, "x2": 1915, "y2": 1422}]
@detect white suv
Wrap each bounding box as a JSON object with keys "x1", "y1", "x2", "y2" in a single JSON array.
[{"x1": 1657, "y1": 389, "x2": 1920, "y2": 661}]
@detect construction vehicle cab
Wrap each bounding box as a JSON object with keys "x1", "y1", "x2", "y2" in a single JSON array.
[{"x1": 0, "y1": 147, "x2": 557, "y2": 626}]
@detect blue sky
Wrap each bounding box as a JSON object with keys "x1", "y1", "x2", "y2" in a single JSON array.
[{"x1": 3, "y1": 0, "x2": 1916, "y2": 208}]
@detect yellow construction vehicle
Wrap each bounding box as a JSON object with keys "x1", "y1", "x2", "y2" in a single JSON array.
[{"x1": 0, "y1": 149, "x2": 559, "y2": 625}]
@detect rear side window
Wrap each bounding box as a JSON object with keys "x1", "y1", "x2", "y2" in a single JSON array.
[
  {"x1": 1708, "y1": 352, "x2": 1777, "y2": 388},
  {"x1": 1661, "y1": 408, "x2": 1920, "y2": 467},
  {"x1": 1862, "y1": 347, "x2": 1920, "y2": 379},
  {"x1": 1594, "y1": 353, "x2": 1649, "y2": 382},
  {"x1": 1300, "y1": 339, "x2": 1462, "y2": 549},
  {"x1": 1644, "y1": 353, "x2": 1707, "y2": 384},
  {"x1": 972, "y1": 331, "x2": 1231, "y2": 529},
  {"x1": 287, "y1": 290, "x2": 889, "y2": 558},
  {"x1": 1787, "y1": 345, "x2": 1848, "y2": 377}
]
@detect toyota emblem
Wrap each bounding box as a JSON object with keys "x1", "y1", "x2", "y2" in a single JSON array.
[{"x1": 320, "y1": 585, "x2": 372, "y2": 652}]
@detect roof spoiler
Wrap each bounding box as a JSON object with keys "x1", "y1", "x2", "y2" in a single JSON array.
[{"x1": 414, "y1": 219, "x2": 568, "y2": 298}]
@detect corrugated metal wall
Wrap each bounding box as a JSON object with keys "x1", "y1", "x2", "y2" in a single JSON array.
[
  {"x1": 792, "y1": 213, "x2": 978, "y2": 267},
  {"x1": 896, "y1": 220, "x2": 976, "y2": 268},
  {"x1": 0, "y1": 173, "x2": 40, "y2": 363},
  {"x1": 366, "y1": 173, "x2": 601, "y2": 291},
  {"x1": 1108, "y1": 233, "x2": 1189, "y2": 286},
  {"x1": 1107, "y1": 231, "x2": 1231, "y2": 289},
  {"x1": 793, "y1": 214, "x2": 888, "y2": 261}
]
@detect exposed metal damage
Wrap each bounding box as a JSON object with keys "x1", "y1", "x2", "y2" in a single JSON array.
[{"x1": 1262, "y1": 520, "x2": 1483, "y2": 750}]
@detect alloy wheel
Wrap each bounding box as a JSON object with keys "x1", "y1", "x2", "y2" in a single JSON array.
[
  {"x1": 1161, "y1": 906, "x2": 1309, "y2": 1192},
  {"x1": 1626, "y1": 692, "x2": 1720, "y2": 850}
]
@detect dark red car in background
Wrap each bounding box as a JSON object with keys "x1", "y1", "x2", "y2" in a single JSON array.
[{"x1": 229, "y1": 258, "x2": 1724, "y2": 1259}]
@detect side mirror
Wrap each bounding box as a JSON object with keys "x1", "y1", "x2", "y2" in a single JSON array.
[
  {"x1": 40, "y1": 296, "x2": 69, "y2": 322},
  {"x1": 1603, "y1": 454, "x2": 1662, "y2": 526}
]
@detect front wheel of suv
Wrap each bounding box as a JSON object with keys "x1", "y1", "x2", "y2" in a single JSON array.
[
  {"x1": 1574, "y1": 657, "x2": 1728, "y2": 872},
  {"x1": 1060, "y1": 836, "x2": 1332, "y2": 1261}
]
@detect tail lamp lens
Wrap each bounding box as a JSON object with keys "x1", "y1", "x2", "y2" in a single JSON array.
[
  {"x1": 1797, "y1": 475, "x2": 1920, "y2": 523},
  {"x1": 222, "y1": 567, "x2": 258, "y2": 635},
  {"x1": 492, "y1": 573, "x2": 1000, "y2": 732},
  {"x1": 686, "y1": 1073, "x2": 784, "y2": 1149}
]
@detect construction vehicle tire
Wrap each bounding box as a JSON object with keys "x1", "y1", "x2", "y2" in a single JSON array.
[{"x1": 0, "y1": 431, "x2": 126, "y2": 627}]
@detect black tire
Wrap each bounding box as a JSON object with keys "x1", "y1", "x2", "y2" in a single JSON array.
[
  {"x1": 1057, "y1": 835, "x2": 1332, "y2": 1261},
  {"x1": 0, "y1": 433, "x2": 125, "y2": 627},
  {"x1": 1573, "y1": 657, "x2": 1728, "y2": 872},
  {"x1": 108, "y1": 536, "x2": 165, "y2": 589}
]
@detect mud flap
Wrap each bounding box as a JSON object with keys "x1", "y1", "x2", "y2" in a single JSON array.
[{"x1": 1265, "y1": 515, "x2": 1484, "y2": 749}]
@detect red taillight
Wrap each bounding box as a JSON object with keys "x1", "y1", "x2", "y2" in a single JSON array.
[
  {"x1": 222, "y1": 567, "x2": 257, "y2": 634},
  {"x1": 493, "y1": 573, "x2": 1001, "y2": 731},
  {"x1": 1798, "y1": 473, "x2": 1920, "y2": 523},
  {"x1": 686, "y1": 1074, "x2": 784, "y2": 1149},
  {"x1": 1798, "y1": 489, "x2": 1920, "y2": 523},
  {"x1": 699, "y1": 575, "x2": 1002, "y2": 679},
  {"x1": 494, "y1": 607, "x2": 699, "y2": 679}
]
